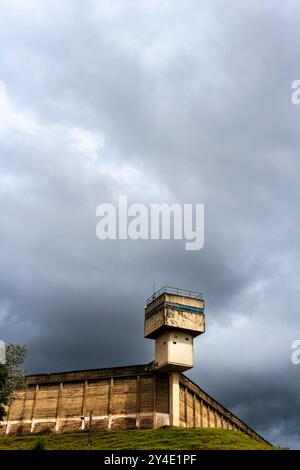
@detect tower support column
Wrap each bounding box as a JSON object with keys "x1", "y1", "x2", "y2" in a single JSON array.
[{"x1": 169, "y1": 372, "x2": 180, "y2": 427}]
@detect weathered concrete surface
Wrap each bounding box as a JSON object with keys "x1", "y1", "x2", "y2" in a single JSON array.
[
  {"x1": 145, "y1": 291, "x2": 205, "y2": 372},
  {"x1": 155, "y1": 331, "x2": 195, "y2": 371},
  {"x1": 0, "y1": 364, "x2": 270, "y2": 445},
  {"x1": 144, "y1": 293, "x2": 205, "y2": 339}
]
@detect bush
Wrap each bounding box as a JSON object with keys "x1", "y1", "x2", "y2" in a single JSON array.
[{"x1": 32, "y1": 437, "x2": 46, "y2": 451}]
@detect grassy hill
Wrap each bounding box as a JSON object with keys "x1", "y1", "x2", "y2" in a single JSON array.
[{"x1": 0, "y1": 428, "x2": 276, "y2": 450}]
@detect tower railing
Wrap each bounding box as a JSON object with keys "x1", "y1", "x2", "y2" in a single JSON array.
[{"x1": 146, "y1": 286, "x2": 203, "y2": 305}]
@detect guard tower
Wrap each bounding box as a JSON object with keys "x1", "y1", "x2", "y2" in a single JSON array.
[{"x1": 144, "y1": 286, "x2": 205, "y2": 372}]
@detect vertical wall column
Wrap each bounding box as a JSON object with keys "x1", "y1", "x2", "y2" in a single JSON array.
[
  {"x1": 193, "y1": 393, "x2": 196, "y2": 427},
  {"x1": 81, "y1": 380, "x2": 88, "y2": 430},
  {"x1": 207, "y1": 406, "x2": 211, "y2": 428},
  {"x1": 108, "y1": 378, "x2": 114, "y2": 429},
  {"x1": 30, "y1": 384, "x2": 39, "y2": 433},
  {"x1": 200, "y1": 399, "x2": 203, "y2": 427},
  {"x1": 153, "y1": 375, "x2": 157, "y2": 427},
  {"x1": 169, "y1": 373, "x2": 180, "y2": 427},
  {"x1": 184, "y1": 387, "x2": 188, "y2": 427},
  {"x1": 21, "y1": 389, "x2": 27, "y2": 429},
  {"x1": 55, "y1": 382, "x2": 63, "y2": 431},
  {"x1": 214, "y1": 409, "x2": 218, "y2": 428},
  {"x1": 5, "y1": 402, "x2": 11, "y2": 435},
  {"x1": 220, "y1": 414, "x2": 223, "y2": 428},
  {"x1": 136, "y1": 375, "x2": 141, "y2": 428}
]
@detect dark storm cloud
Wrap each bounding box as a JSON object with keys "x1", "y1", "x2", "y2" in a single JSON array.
[{"x1": 0, "y1": 0, "x2": 300, "y2": 448}]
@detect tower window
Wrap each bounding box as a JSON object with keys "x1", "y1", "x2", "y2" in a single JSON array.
[
  {"x1": 173, "y1": 341, "x2": 176, "y2": 344},
  {"x1": 185, "y1": 337, "x2": 189, "y2": 341}
]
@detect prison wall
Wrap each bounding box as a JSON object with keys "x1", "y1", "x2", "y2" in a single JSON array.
[
  {"x1": 178, "y1": 374, "x2": 267, "y2": 444},
  {"x1": 0, "y1": 365, "x2": 169, "y2": 435},
  {"x1": 0, "y1": 364, "x2": 269, "y2": 445}
]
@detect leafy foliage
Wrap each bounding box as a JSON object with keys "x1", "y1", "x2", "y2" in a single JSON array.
[{"x1": 0, "y1": 344, "x2": 27, "y2": 420}]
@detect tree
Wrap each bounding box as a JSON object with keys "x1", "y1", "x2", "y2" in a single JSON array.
[{"x1": 0, "y1": 344, "x2": 27, "y2": 420}]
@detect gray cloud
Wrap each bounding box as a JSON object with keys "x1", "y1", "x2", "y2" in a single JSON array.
[{"x1": 0, "y1": 0, "x2": 300, "y2": 448}]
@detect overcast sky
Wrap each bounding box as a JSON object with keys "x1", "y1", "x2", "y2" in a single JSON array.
[{"x1": 0, "y1": 0, "x2": 300, "y2": 449}]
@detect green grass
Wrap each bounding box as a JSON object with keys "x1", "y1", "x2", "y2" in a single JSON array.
[{"x1": 0, "y1": 428, "x2": 277, "y2": 450}]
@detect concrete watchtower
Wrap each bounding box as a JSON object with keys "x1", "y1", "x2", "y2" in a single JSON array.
[{"x1": 144, "y1": 286, "x2": 205, "y2": 372}]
